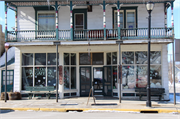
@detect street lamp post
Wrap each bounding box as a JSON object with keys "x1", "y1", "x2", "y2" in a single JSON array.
[
  {"x1": 145, "y1": 1, "x2": 154, "y2": 107},
  {"x1": 4, "y1": 42, "x2": 9, "y2": 102}
]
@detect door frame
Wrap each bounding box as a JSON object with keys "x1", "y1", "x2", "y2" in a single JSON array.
[
  {"x1": 1, "y1": 70, "x2": 14, "y2": 93},
  {"x1": 79, "y1": 66, "x2": 91, "y2": 97},
  {"x1": 103, "y1": 66, "x2": 113, "y2": 96},
  {"x1": 93, "y1": 66, "x2": 104, "y2": 96}
]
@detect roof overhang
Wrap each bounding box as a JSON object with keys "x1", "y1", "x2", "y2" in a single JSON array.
[{"x1": 1, "y1": 0, "x2": 175, "y2": 7}]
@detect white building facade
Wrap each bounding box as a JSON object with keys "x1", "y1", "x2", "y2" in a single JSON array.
[{"x1": 2, "y1": 0, "x2": 175, "y2": 100}]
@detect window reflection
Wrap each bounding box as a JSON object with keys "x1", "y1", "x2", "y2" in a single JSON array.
[
  {"x1": 47, "y1": 67, "x2": 56, "y2": 89},
  {"x1": 22, "y1": 67, "x2": 33, "y2": 90},
  {"x1": 35, "y1": 53, "x2": 46, "y2": 65},
  {"x1": 48, "y1": 53, "x2": 59, "y2": 65},
  {"x1": 35, "y1": 67, "x2": 46, "y2": 86},
  {"x1": 64, "y1": 67, "x2": 69, "y2": 90},
  {"x1": 22, "y1": 53, "x2": 33, "y2": 65},
  {"x1": 122, "y1": 52, "x2": 134, "y2": 64},
  {"x1": 135, "y1": 52, "x2": 147, "y2": 64},
  {"x1": 122, "y1": 66, "x2": 135, "y2": 89}
]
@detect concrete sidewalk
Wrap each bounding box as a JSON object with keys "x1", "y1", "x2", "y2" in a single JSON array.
[{"x1": 0, "y1": 97, "x2": 179, "y2": 113}]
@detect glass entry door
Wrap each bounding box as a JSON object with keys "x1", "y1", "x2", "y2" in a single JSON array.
[
  {"x1": 93, "y1": 67, "x2": 103, "y2": 95},
  {"x1": 103, "y1": 66, "x2": 112, "y2": 96},
  {"x1": 80, "y1": 67, "x2": 91, "y2": 96}
]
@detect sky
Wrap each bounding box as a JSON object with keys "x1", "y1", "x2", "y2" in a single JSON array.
[{"x1": 0, "y1": 0, "x2": 180, "y2": 55}]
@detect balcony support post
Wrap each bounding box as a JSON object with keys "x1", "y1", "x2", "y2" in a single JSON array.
[
  {"x1": 15, "y1": 7, "x2": 17, "y2": 41},
  {"x1": 103, "y1": 1, "x2": 106, "y2": 40},
  {"x1": 117, "y1": 1, "x2": 121, "y2": 40},
  {"x1": 55, "y1": 1, "x2": 59, "y2": 40},
  {"x1": 171, "y1": 1, "x2": 176, "y2": 105},
  {"x1": 70, "y1": 1, "x2": 73, "y2": 41},
  {"x1": 5, "y1": 2, "x2": 7, "y2": 42},
  {"x1": 171, "y1": 1, "x2": 174, "y2": 37}
]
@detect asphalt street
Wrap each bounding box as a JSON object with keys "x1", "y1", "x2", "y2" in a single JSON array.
[{"x1": 0, "y1": 110, "x2": 179, "y2": 119}]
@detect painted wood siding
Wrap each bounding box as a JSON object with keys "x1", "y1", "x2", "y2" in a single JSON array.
[
  {"x1": 17, "y1": 3, "x2": 165, "y2": 31},
  {"x1": 13, "y1": 47, "x2": 21, "y2": 92},
  {"x1": 161, "y1": 44, "x2": 169, "y2": 100},
  {"x1": 18, "y1": 7, "x2": 35, "y2": 30}
]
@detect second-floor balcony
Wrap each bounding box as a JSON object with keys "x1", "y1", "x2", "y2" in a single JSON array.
[{"x1": 7, "y1": 27, "x2": 173, "y2": 42}]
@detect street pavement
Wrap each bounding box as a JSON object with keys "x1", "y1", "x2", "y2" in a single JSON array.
[{"x1": 0, "y1": 97, "x2": 180, "y2": 113}]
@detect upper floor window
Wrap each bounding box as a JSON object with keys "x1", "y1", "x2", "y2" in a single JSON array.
[
  {"x1": 74, "y1": 13, "x2": 84, "y2": 30},
  {"x1": 113, "y1": 7, "x2": 137, "y2": 29},
  {"x1": 38, "y1": 12, "x2": 55, "y2": 30}
]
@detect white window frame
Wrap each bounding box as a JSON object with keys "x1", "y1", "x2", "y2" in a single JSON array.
[
  {"x1": 114, "y1": 10, "x2": 124, "y2": 29},
  {"x1": 37, "y1": 11, "x2": 56, "y2": 37}
]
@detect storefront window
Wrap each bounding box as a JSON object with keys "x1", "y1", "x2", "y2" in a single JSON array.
[
  {"x1": 64, "y1": 67, "x2": 70, "y2": 90},
  {"x1": 113, "y1": 66, "x2": 117, "y2": 89},
  {"x1": 92, "y1": 53, "x2": 103, "y2": 65},
  {"x1": 71, "y1": 53, "x2": 76, "y2": 65},
  {"x1": 35, "y1": 67, "x2": 46, "y2": 86},
  {"x1": 22, "y1": 67, "x2": 33, "y2": 90},
  {"x1": 136, "y1": 65, "x2": 147, "y2": 88},
  {"x1": 107, "y1": 53, "x2": 111, "y2": 65},
  {"x1": 135, "y1": 51, "x2": 147, "y2": 64},
  {"x1": 122, "y1": 66, "x2": 135, "y2": 89},
  {"x1": 22, "y1": 53, "x2": 59, "y2": 90},
  {"x1": 47, "y1": 67, "x2": 56, "y2": 88},
  {"x1": 122, "y1": 52, "x2": 134, "y2": 64},
  {"x1": 79, "y1": 53, "x2": 91, "y2": 65},
  {"x1": 71, "y1": 67, "x2": 76, "y2": 89},
  {"x1": 64, "y1": 53, "x2": 77, "y2": 90},
  {"x1": 112, "y1": 52, "x2": 117, "y2": 64},
  {"x1": 35, "y1": 53, "x2": 46, "y2": 65},
  {"x1": 47, "y1": 53, "x2": 59, "y2": 65},
  {"x1": 150, "y1": 51, "x2": 161, "y2": 64},
  {"x1": 22, "y1": 53, "x2": 33, "y2": 65},
  {"x1": 64, "y1": 53, "x2": 69, "y2": 65}
]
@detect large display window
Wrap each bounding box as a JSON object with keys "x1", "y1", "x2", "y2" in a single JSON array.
[
  {"x1": 122, "y1": 51, "x2": 161, "y2": 89},
  {"x1": 22, "y1": 53, "x2": 59, "y2": 90},
  {"x1": 64, "y1": 53, "x2": 77, "y2": 90}
]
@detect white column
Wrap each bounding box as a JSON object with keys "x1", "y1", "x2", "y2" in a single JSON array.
[
  {"x1": 162, "y1": 44, "x2": 169, "y2": 100},
  {"x1": 59, "y1": 51, "x2": 64, "y2": 99}
]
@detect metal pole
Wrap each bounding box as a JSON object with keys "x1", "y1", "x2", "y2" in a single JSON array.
[
  {"x1": 146, "y1": 11, "x2": 151, "y2": 107},
  {"x1": 56, "y1": 44, "x2": 58, "y2": 102},
  {"x1": 119, "y1": 43, "x2": 121, "y2": 103},
  {"x1": 5, "y1": 48, "x2": 7, "y2": 102},
  {"x1": 172, "y1": 41, "x2": 176, "y2": 105}
]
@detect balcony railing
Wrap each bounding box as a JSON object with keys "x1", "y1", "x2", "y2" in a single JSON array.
[
  {"x1": 74, "y1": 29, "x2": 118, "y2": 40},
  {"x1": 7, "y1": 27, "x2": 173, "y2": 42},
  {"x1": 7, "y1": 30, "x2": 71, "y2": 42},
  {"x1": 121, "y1": 27, "x2": 173, "y2": 39}
]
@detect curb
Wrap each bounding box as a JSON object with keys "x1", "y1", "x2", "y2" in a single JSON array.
[{"x1": 0, "y1": 108, "x2": 178, "y2": 113}]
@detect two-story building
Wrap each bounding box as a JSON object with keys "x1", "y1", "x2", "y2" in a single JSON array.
[{"x1": 1, "y1": 0, "x2": 175, "y2": 100}]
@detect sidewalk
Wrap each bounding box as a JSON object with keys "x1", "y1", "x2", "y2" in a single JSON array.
[{"x1": 0, "y1": 97, "x2": 179, "y2": 113}]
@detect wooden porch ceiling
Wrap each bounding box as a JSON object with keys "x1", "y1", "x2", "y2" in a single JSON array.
[{"x1": 4, "y1": 0, "x2": 175, "y2": 7}]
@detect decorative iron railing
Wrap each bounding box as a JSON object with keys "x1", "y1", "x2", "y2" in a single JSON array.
[{"x1": 7, "y1": 28, "x2": 173, "y2": 42}]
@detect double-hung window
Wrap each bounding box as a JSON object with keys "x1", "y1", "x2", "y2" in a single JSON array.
[
  {"x1": 113, "y1": 7, "x2": 137, "y2": 37},
  {"x1": 38, "y1": 11, "x2": 56, "y2": 38}
]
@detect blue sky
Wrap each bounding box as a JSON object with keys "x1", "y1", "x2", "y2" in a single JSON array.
[{"x1": 0, "y1": 0, "x2": 180, "y2": 55}]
